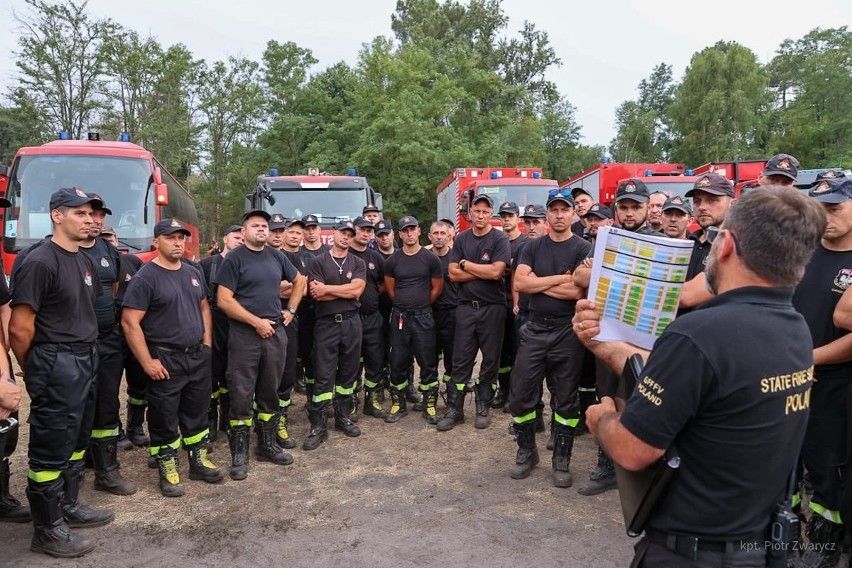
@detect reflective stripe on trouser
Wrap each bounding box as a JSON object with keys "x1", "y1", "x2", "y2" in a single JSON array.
[
  {"x1": 507, "y1": 322, "x2": 584, "y2": 422},
  {"x1": 146, "y1": 346, "x2": 213, "y2": 450},
  {"x1": 388, "y1": 310, "x2": 438, "y2": 389},
  {"x1": 360, "y1": 311, "x2": 387, "y2": 390},
  {"x1": 449, "y1": 303, "x2": 505, "y2": 390},
  {"x1": 312, "y1": 315, "x2": 362, "y2": 403},
  {"x1": 24, "y1": 342, "x2": 98, "y2": 475},
  {"x1": 227, "y1": 320, "x2": 287, "y2": 421}
]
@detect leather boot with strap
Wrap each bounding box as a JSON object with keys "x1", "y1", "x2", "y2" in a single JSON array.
[
  {"x1": 510, "y1": 421, "x2": 540, "y2": 479},
  {"x1": 125, "y1": 403, "x2": 150, "y2": 447},
  {"x1": 0, "y1": 456, "x2": 30, "y2": 523},
  {"x1": 334, "y1": 397, "x2": 362, "y2": 437},
  {"x1": 384, "y1": 387, "x2": 408, "y2": 423},
  {"x1": 228, "y1": 425, "x2": 250, "y2": 481},
  {"x1": 436, "y1": 385, "x2": 466, "y2": 432},
  {"x1": 186, "y1": 439, "x2": 226, "y2": 483},
  {"x1": 61, "y1": 460, "x2": 114, "y2": 528},
  {"x1": 474, "y1": 381, "x2": 494, "y2": 429},
  {"x1": 276, "y1": 407, "x2": 297, "y2": 449},
  {"x1": 303, "y1": 403, "x2": 329, "y2": 451},
  {"x1": 551, "y1": 423, "x2": 575, "y2": 488},
  {"x1": 422, "y1": 387, "x2": 440, "y2": 425},
  {"x1": 28, "y1": 478, "x2": 93, "y2": 558},
  {"x1": 256, "y1": 418, "x2": 294, "y2": 465},
  {"x1": 362, "y1": 387, "x2": 388, "y2": 419},
  {"x1": 578, "y1": 445, "x2": 617, "y2": 496},
  {"x1": 156, "y1": 448, "x2": 185, "y2": 497},
  {"x1": 91, "y1": 437, "x2": 138, "y2": 496}
]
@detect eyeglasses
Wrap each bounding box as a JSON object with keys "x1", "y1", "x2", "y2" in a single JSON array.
[
  {"x1": 548, "y1": 188, "x2": 572, "y2": 198},
  {"x1": 705, "y1": 226, "x2": 742, "y2": 256}
]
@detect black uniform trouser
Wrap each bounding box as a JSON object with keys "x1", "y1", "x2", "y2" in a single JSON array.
[
  {"x1": 122, "y1": 337, "x2": 148, "y2": 406},
  {"x1": 389, "y1": 308, "x2": 438, "y2": 390},
  {"x1": 91, "y1": 328, "x2": 123, "y2": 438},
  {"x1": 360, "y1": 311, "x2": 386, "y2": 390},
  {"x1": 450, "y1": 303, "x2": 505, "y2": 390},
  {"x1": 802, "y1": 373, "x2": 847, "y2": 516},
  {"x1": 498, "y1": 301, "x2": 517, "y2": 377},
  {"x1": 507, "y1": 321, "x2": 585, "y2": 426},
  {"x1": 25, "y1": 342, "x2": 97, "y2": 477},
  {"x1": 629, "y1": 534, "x2": 767, "y2": 568},
  {"x1": 312, "y1": 313, "x2": 362, "y2": 405},
  {"x1": 277, "y1": 317, "x2": 299, "y2": 406},
  {"x1": 146, "y1": 345, "x2": 212, "y2": 452},
  {"x1": 297, "y1": 304, "x2": 317, "y2": 385},
  {"x1": 227, "y1": 321, "x2": 287, "y2": 424},
  {"x1": 211, "y1": 309, "x2": 231, "y2": 398},
  {"x1": 434, "y1": 307, "x2": 456, "y2": 382},
  {"x1": 513, "y1": 310, "x2": 556, "y2": 410}
]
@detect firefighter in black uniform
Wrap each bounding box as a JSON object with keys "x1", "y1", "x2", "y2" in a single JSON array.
[
  {"x1": 199, "y1": 224, "x2": 244, "y2": 441},
  {"x1": 79, "y1": 195, "x2": 138, "y2": 496},
  {"x1": 428, "y1": 220, "x2": 457, "y2": 393},
  {"x1": 297, "y1": 214, "x2": 329, "y2": 398},
  {"x1": 493, "y1": 201, "x2": 526, "y2": 411},
  {"x1": 792, "y1": 177, "x2": 852, "y2": 566},
  {"x1": 122, "y1": 219, "x2": 225, "y2": 497},
  {"x1": 384, "y1": 216, "x2": 443, "y2": 423},
  {"x1": 10, "y1": 188, "x2": 113, "y2": 558},
  {"x1": 305, "y1": 220, "x2": 366, "y2": 449},
  {"x1": 577, "y1": 186, "x2": 824, "y2": 567},
  {"x1": 507, "y1": 191, "x2": 590, "y2": 487},
  {"x1": 215, "y1": 210, "x2": 306, "y2": 480},
  {"x1": 438, "y1": 193, "x2": 511, "y2": 431},
  {"x1": 349, "y1": 217, "x2": 389, "y2": 420}
]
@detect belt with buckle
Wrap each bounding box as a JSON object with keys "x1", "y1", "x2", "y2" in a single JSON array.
[
  {"x1": 469, "y1": 301, "x2": 490, "y2": 309},
  {"x1": 645, "y1": 529, "x2": 766, "y2": 559},
  {"x1": 392, "y1": 307, "x2": 432, "y2": 317},
  {"x1": 150, "y1": 342, "x2": 205, "y2": 354},
  {"x1": 528, "y1": 313, "x2": 573, "y2": 327},
  {"x1": 320, "y1": 310, "x2": 357, "y2": 323}
]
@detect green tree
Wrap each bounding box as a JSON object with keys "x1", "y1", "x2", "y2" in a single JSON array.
[
  {"x1": 609, "y1": 63, "x2": 675, "y2": 162},
  {"x1": 668, "y1": 42, "x2": 771, "y2": 165}
]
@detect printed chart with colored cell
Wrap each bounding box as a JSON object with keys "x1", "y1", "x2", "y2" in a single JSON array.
[{"x1": 588, "y1": 227, "x2": 694, "y2": 350}]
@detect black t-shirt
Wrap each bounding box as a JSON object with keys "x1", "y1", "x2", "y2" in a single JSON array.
[
  {"x1": 434, "y1": 251, "x2": 457, "y2": 309},
  {"x1": 123, "y1": 261, "x2": 207, "y2": 347},
  {"x1": 214, "y1": 245, "x2": 299, "y2": 320},
  {"x1": 450, "y1": 228, "x2": 511, "y2": 304},
  {"x1": 620, "y1": 286, "x2": 812, "y2": 540},
  {"x1": 686, "y1": 230, "x2": 713, "y2": 281},
  {"x1": 11, "y1": 241, "x2": 100, "y2": 344},
  {"x1": 792, "y1": 245, "x2": 852, "y2": 376},
  {"x1": 513, "y1": 240, "x2": 532, "y2": 314},
  {"x1": 308, "y1": 251, "x2": 366, "y2": 317},
  {"x1": 300, "y1": 243, "x2": 330, "y2": 257},
  {"x1": 80, "y1": 238, "x2": 120, "y2": 331},
  {"x1": 200, "y1": 252, "x2": 225, "y2": 310},
  {"x1": 384, "y1": 248, "x2": 442, "y2": 311},
  {"x1": 517, "y1": 235, "x2": 591, "y2": 319},
  {"x1": 571, "y1": 219, "x2": 586, "y2": 238},
  {"x1": 350, "y1": 247, "x2": 385, "y2": 314},
  {"x1": 505, "y1": 234, "x2": 528, "y2": 299}
]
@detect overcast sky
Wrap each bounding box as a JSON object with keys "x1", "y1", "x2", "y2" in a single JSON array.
[{"x1": 1, "y1": 0, "x2": 849, "y2": 148}]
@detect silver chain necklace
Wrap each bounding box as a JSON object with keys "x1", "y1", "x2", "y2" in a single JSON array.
[{"x1": 331, "y1": 253, "x2": 347, "y2": 275}]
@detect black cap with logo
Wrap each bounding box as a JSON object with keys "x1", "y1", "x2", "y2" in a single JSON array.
[
  {"x1": 662, "y1": 196, "x2": 692, "y2": 215},
  {"x1": 268, "y1": 213, "x2": 287, "y2": 230},
  {"x1": 498, "y1": 201, "x2": 520, "y2": 215},
  {"x1": 154, "y1": 218, "x2": 191, "y2": 237},
  {"x1": 615, "y1": 179, "x2": 650, "y2": 203},
  {"x1": 520, "y1": 204, "x2": 546, "y2": 219},
  {"x1": 764, "y1": 154, "x2": 800, "y2": 180},
  {"x1": 301, "y1": 214, "x2": 320, "y2": 227},
  {"x1": 685, "y1": 174, "x2": 735, "y2": 198},
  {"x1": 582, "y1": 203, "x2": 613, "y2": 220},
  {"x1": 49, "y1": 187, "x2": 102, "y2": 211},
  {"x1": 810, "y1": 178, "x2": 852, "y2": 204}
]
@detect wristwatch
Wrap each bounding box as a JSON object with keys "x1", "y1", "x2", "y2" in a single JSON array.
[
  {"x1": 287, "y1": 307, "x2": 297, "y2": 315},
  {"x1": 459, "y1": 259, "x2": 467, "y2": 271}
]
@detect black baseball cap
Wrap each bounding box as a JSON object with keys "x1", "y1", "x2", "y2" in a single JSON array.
[
  {"x1": 471, "y1": 193, "x2": 494, "y2": 207},
  {"x1": 285, "y1": 217, "x2": 305, "y2": 229},
  {"x1": 439, "y1": 218, "x2": 455, "y2": 229},
  {"x1": 268, "y1": 213, "x2": 287, "y2": 230},
  {"x1": 662, "y1": 196, "x2": 692, "y2": 215},
  {"x1": 154, "y1": 218, "x2": 191, "y2": 237},
  {"x1": 333, "y1": 220, "x2": 355, "y2": 234},
  {"x1": 87, "y1": 193, "x2": 113, "y2": 215},
  {"x1": 546, "y1": 188, "x2": 575, "y2": 208},
  {"x1": 398, "y1": 216, "x2": 419, "y2": 230},
  {"x1": 685, "y1": 174, "x2": 735, "y2": 198},
  {"x1": 582, "y1": 203, "x2": 613, "y2": 220},
  {"x1": 101, "y1": 224, "x2": 116, "y2": 236},
  {"x1": 224, "y1": 224, "x2": 243, "y2": 235},
  {"x1": 764, "y1": 154, "x2": 800, "y2": 180},
  {"x1": 570, "y1": 187, "x2": 593, "y2": 200},
  {"x1": 810, "y1": 178, "x2": 852, "y2": 204},
  {"x1": 520, "y1": 204, "x2": 546, "y2": 219},
  {"x1": 242, "y1": 209, "x2": 271, "y2": 223},
  {"x1": 362, "y1": 204, "x2": 380, "y2": 214},
  {"x1": 301, "y1": 214, "x2": 320, "y2": 227},
  {"x1": 615, "y1": 179, "x2": 650, "y2": 203},
  {"x1": 812, "y1": 170, "x2": 846, "y2": 185},
  {"x1": 498, "y1": 201, "x2": 519, "y2": 215},
  {"x1": 374, "y1": 220, "x2": 392, "y2": 235},
  {"x1": 353, "y1": 216, "x2": 375, "y2": 229},
  {"x1": 49, "y1": 187, "x2": 102, "y2": 211}
]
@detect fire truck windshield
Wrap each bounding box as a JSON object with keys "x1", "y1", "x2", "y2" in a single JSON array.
[
  {"x1": 268, "y1": 188, "x2": 365, "y2": 223},
  {"x1": 475, "y1": 184, "x2": 553, "y2": 214},
  {"x1": 5, "y1": 154, "x2": 152, "y2": 249}
]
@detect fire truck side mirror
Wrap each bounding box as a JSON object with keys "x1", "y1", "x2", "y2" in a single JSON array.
[
  {"x1": 155, "y1": 183, "x2": 169, "y2": 206},
  {"x1": 459, "y1": 190, "x2": 470, "y2": 216}
]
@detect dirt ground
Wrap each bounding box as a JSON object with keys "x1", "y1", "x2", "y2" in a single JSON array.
[{"x1": 3, "y1": 384, "x2": 637, "y2": 568}]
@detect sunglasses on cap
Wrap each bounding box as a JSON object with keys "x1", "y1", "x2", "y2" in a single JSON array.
[{"x1": 548, "y1": 188, "x2": 572, "y2": 198}]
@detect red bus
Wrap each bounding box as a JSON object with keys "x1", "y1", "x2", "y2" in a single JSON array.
[{"x1": 0, "y1": 134, "x2": 199, "y2": 273}]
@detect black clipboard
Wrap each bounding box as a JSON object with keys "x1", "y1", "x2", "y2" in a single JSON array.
[{"x1": 613, "y1": 354, "x2": 681, "y2": 537}]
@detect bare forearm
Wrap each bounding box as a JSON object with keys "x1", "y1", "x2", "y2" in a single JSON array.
[
  {"x1": 515, "y1": 273, "x2": 570, "y2": 294},
  {"x1": 813, "y1": 334, "x2": 852, "y2": 366},
  {"x1": 218, "y1": 294, "x2": 261, "y2": 327},
  {"x1": 122, "y1": 320, "x2": 154, "y2": 367},
  {"x1": 595, "y1": 411, "x2": 662, "y2": 471},
  {"x1": 449, "y1": 265, "x2": 477, "y2": 283},
  {"x1": 680, "y1": 274, "x2": 713, "y2": 308},
  {"x1": 573, "y1": 266, "x2": 591, "y2": 289},
  {"x1": 464, "y1": 261, "x2": 504, "y2": 281}
]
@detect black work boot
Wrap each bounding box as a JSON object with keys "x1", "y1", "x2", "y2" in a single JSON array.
[
  {"x1": 303, "y1": 404, "x2": 329, "y2": 450},
  {"x1": 126, "y1": 404, "x2": 150, "y2": 447},
  {"x1": 363, "y1": 387, "x2": 388, "y2": 419},
  {"x1": 578, "y1": 446, "x2": 617, "y2": 496},
  {"x1": 474, "y1": 382, "x2": 494, "y2": 429},
  {"x1": 0, "y1": 457, "x2": 31, "y2": 523},
  {"x1": 28, "y1": 479, "x2": 93, "y2": 558},
  {"x1": 207, "y1": 399, "x2": 219, "y2": 442},
  {"x1": 349, "y1": 390, "x2": 360, "y2": 423},
  {"x1": 228, "y1": 425, "x2": 250, "y2": 481},
  {"x1": 422, "y1": 387, "x2": 440, "y2": 425},
  {"x1": 91, "y1": 437, "x2": 138, "y2": 496},
  {"x1": 334, "y1": 397, "x2": 362, "y2": 437},
  {"x1": 116, "y1": 424, "x2": 133, "y2": 451},
  {"x1": 256, "y1": 418, "x2": 294, "y2": 465},
  {"x1": 156, "y1": 449, "x2": 185, "y2": 497},
  {"x1": 186, "y1": 440, "x2": 225, "y2": 483},
  {"x1": 294, "y1": 363, "x2": 308, "y2": 395},
  {"x1": 276, "y1": 407, "x2": 297, "y2": 449},
  {"x1": 492, "y1": 372, "x2": 510, "y2": 409},
  {"x1": 510, "y1": 421, "x2": 540, "y2": 480},
  {"x1": 551, "y1": 423, "x2": 575, "y2": 488},
  {"x1": 384, "y1": 388, "x2": 408, "y2": 423},
  {"x1": 800, "y1": 514, "x2": 844, "y2": 567},
  {"x1": 436, "y1": 386, "x2": 466, "y2": 432},
  {"x1": 61, "y1": 461, "x2": 114, "y2": 528}
]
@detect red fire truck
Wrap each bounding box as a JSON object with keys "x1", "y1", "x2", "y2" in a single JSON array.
[
  {"x1": 436, "y1": 167, "x2": 558, "y2": 232},
  {"x1": 0, "y1": 133, "x2": 200, "y2": 273},
  {"x1": 560, "y1": 161, "x2": 700, "y2": 205},
  {"x1": 246, "y1": 168, "x2": 383, "y2": 245}
]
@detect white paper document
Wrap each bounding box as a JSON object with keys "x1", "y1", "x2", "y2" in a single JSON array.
[{"x1": 587, "y1": 226, "x2": 694, "y2": 350}]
